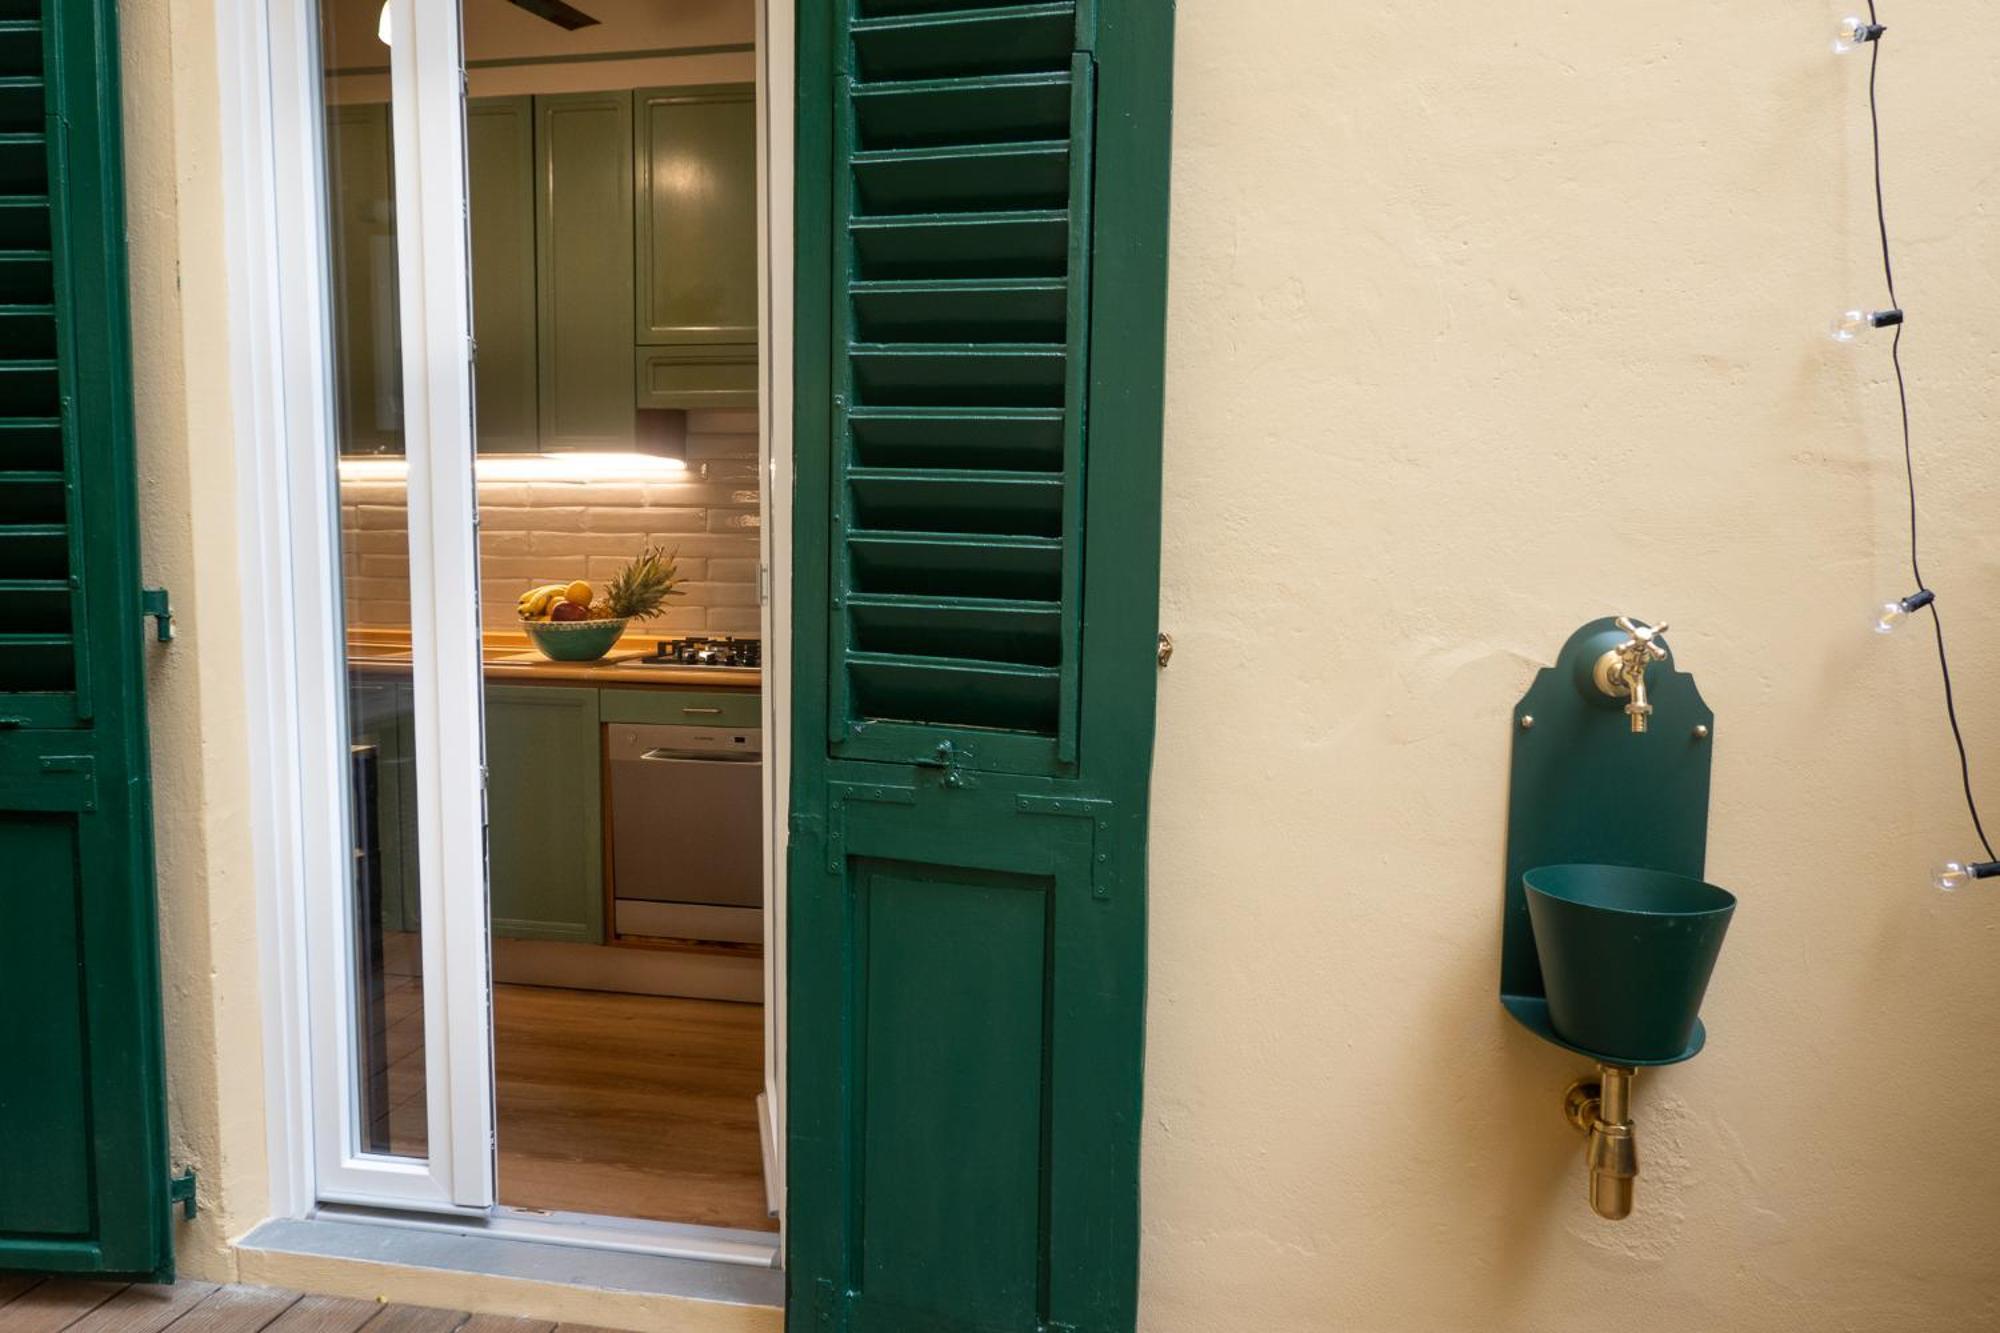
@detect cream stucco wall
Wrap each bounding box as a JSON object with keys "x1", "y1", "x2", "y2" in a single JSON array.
[
  {"x1": 1145, "y1": 3, "x2": 2000, "y2": 1331},
  {"x1": 116, "y1": 0, "x2": 2000, "y2": 1329},
  {"x1": 122, "y1": 0, "x2": 272, "y2": 1284}
]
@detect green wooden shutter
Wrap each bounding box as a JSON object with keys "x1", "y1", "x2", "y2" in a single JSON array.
[
  {"x1": 0, "y1": 0, "x2": 174, "y2": 1282},
  {"x1": 790, "y1": 0, "x2": 1173, "y2": 1328}
]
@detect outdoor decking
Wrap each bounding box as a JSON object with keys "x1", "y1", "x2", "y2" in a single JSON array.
[{"x1": 0, "y1": 1278, "x2": 622, "y2": 1332}]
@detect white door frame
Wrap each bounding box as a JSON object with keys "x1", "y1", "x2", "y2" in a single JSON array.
[
  {"x1": 230, "y1": 0, "x2": 497, "y2": 1214},
  {"x1": 221, "y1": 0, "x2": 794, "y2": 1249}
]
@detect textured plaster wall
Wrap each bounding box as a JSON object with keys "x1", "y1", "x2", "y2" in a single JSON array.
[
  {"x1": 1145, "y1": 3, "x2": 2000, "y2": 1331},
  {"x1": 118, "y1": 0, "x2": 2000, "y2": 1325},
  {"x1": 121, "y1": 0, "x2": 268, "y2": 1281}
]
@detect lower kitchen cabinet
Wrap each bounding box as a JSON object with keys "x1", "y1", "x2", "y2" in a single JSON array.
[{"x1": 485, "y1": 684, "x2": 605, "y2": 943}]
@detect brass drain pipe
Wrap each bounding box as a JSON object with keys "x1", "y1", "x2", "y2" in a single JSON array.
[{"x1": 1564, "y1": 1065, "x2": 1639, "y2": 1220}]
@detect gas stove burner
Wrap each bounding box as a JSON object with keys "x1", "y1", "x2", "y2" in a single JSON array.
[{"x1": 637, "y1": 636, "x2": 762, "y2": 669}]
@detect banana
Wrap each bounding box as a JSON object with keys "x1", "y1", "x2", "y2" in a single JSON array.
[{"x1": 516, "y1": 583, "x2": 571, "y2": 619}]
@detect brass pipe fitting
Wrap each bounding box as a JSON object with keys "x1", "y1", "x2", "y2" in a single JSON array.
[{"x1": 1564, "y1": 1065, "x2": 1639, "y2": 1220}]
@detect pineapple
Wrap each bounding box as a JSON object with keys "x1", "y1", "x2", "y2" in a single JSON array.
[{"x1": 595, "y1": 545, "x2": 683, "y2": 621}]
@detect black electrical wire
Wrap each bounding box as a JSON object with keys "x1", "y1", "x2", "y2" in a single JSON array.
[{"x1": 1863, "y1": 2, "x2": 1996, "y2": 861}]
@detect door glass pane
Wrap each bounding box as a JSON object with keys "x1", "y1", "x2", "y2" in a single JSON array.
[{"x1": 319, "y1": 0, "x2": 429, "y2": 1160}]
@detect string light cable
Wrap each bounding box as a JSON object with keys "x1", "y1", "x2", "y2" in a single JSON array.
[{"x1": 1833, "y1": 7, "x2": 1999, "y2": 890}]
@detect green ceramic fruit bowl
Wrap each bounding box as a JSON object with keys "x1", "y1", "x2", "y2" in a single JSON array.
[{"x1": 522, "y1": 616, "x2": 630, "y2": 662}]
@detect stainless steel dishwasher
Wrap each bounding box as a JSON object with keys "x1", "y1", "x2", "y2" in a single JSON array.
[{"x1": 608, "y1": 723, "x2": 763, "y2": 944}]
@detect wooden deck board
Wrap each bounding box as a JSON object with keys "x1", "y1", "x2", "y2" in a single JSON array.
[
  {"x1": 1, "y1": 1279, "x2": 124, "y2": 1331},
  {"x1": 259, "y1": 1293, "x2": 383, "y2": 1333},
  {"x1": 65, "y1": 1282, "x2": 216, "y2": 1332},
  {"x1": 0, "y1": 1283, "x2": 685, "y2": 1333},
  {"x1": 0, "y1": 1274, "x2": 45, "y2": 1305},
  {"x1": 162, "y1": 1286, "x2": 301, "y2": 1332},
  {"x1": 355, "y1": 1307, "x2": 467, "y2": 1332}
]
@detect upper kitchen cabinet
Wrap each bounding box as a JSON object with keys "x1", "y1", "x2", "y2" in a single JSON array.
[
  {"x1": 635, "y1": 84, "x2": 758, "y2": 411},
  {"x1": 326, "y1": 103, "x2": 403, "y2": 455},
  {"x1": 468, "y1": 97, "x2": 540, "y2": 454},
  {"x1": 635, "y1": 85, "x2": 757, "y2": 347},
  {"x1": 536, "y1": 90, "x2": 638, "y2": 451}
]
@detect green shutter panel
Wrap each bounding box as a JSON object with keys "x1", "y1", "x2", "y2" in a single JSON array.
[
  {"x1": 790, "y1": 0, "x2": 1173, "y2": 1329},
  {"x1": 0, "y1": 0, "x2": 174, "y2": 1282}
]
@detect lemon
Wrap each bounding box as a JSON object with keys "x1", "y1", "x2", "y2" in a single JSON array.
[{"x1": 564, "y1": 580, "x2": 593, "y2": 607}]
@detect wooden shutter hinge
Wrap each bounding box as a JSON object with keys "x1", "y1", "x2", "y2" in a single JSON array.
[
  {"x1": 169, "y1": 1169, "x2": 197, "y2": 1220},
  {"x1": 141, "y1": 587, "x2": 174, "y2": 642},
  {"x1": 1017, "y1": 794, "x2": 1115, "y2": 900}
]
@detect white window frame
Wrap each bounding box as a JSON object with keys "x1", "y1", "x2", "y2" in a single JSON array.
[{"x1": 221, "y1": 0, "x2": 794, "y2": 1255}]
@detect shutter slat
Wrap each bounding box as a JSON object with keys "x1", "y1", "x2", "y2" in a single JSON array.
[
  {"x1": 851, "y1": 211, "x2": 1068, "y2": 280},
  {"x1": 853, "y1": 278, "x2": 1067, "y2": 343},
  {"x1": 852, "y1": 3, "x2": 1076, "y2": 83},
  {"x1": 853, "y1": 141, "x2": 1069, "y2": 214},
  {"x1": 847, "y1": 651, "x2": 1060, "y2": 733},
  {"x1": 850, "y1": 344, "x2": 1067, "y2": 407},
  {"x1": 851, "y1": 71, "x2": 1072, "y2": 148},
  {"x1": 849, "y1": 404, "x2": 1064, "y2": 469}
]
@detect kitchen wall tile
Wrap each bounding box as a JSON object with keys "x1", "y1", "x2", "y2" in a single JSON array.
[{"x1": 342, "y1": 425, "x2": 762, "y2": 635}]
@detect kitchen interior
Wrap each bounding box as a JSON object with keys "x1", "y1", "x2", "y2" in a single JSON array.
[{"x1": 323, "y1": 0, "x2": 773, "y2": 1231}]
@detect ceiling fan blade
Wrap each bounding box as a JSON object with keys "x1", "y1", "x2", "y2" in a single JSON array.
[{"x1": 504, "y1": 0, "x2": 601, "y2": 30}]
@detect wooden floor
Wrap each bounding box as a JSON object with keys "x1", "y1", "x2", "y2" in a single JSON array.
[
  {"x1": 375, "y1": 980, "x2": 774, "y2": 1233},
  {"x1": 0, "y1": 1278, "x2": 629, "y2": 1332}
]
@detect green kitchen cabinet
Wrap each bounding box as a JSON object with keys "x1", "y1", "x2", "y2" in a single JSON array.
[
  {"x1": 635, "y1": 84, "x2": 757, "y2": 348},
  {"x1": 468, "y1": 96, "x2": 539, "y2": 453},
  {"x1": 485, "y1": 684, "x2": 604, "y2": 943},
  {"x1": 634, "y1": 83, "x2": 757, "y2": 410},
  {"x1": 535, "y1": 91, "x2": 636, "y2": 451},
  {"x1": 325, "y1": 103, "x2": 403, "y2": 455}
]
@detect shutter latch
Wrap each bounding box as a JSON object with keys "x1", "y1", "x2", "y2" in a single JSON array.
[
  {"x1": 916, "y1": 740, "x2": 972, "y2": 789},
  {"x1": 169, "y1": 1168, "x2": 197, "y2": 1220},
  {"x1": 141, "y1": 587, "x2": 174, "y2": 643}
]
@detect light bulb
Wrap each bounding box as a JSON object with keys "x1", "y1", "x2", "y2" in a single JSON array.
[
  {"x1": 377, "y1": 0, "x2": 391, "y2": 46},
  {"x1": 1933, "y1": 860, "x2": 2000, "y2": 893},
  {"x1": 1830, "y1": 308, "x2": 1903, "y2": 343},
  {"x1": 1833, "y1": 16, "x2": 1884, "y2": 54},
  {"x1": 1873, "y1": 589, "x2": 1934, "y2": 635}
]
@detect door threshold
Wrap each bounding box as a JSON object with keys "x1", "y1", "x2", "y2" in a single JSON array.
[
  {"x1": 308, "y1": 1201, "x2": 780, "y2": 1269},
  {"x1": 241, "y1": 1212, "x2": 782, "y2": 1311}
]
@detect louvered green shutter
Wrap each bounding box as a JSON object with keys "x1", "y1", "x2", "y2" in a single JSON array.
[
  {"x1": 0, "y1": 0, "x2": 174, "y2": 1282},
  {"x1": 790, "y1": 0, "x2": 1173, "y2": 1328}
]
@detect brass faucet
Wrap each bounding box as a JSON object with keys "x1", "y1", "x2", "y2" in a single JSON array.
[
  {"x1": 1592, "y1": 616, "x2": 1669, "y2": 734},
  {"x1": 1565, "y1": 1065, "x2": 1639, "y2": 1220}
]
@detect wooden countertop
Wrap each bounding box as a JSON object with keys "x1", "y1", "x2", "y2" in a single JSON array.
[{"x1": 345, "y1": 627, "x2": 760, "y2": 691}]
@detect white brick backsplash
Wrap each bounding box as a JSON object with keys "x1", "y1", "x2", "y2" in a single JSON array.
[{"x1": 343, "y1": 430, "x2": 762, "y2": 633}]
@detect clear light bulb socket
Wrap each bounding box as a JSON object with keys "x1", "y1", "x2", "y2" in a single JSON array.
[
  {"x1": 1873, "y1": 588, "x2": 1936, "y2": 634},
  {"x1": 1933, "y1": 860, "x2": 2000, "y2": 893},
  {"x1": 1831, "y1": 308, "x2": 1904, "y2": 342},
  {"x1": 1834, "y1": 17, "x2": 1886, "y2": 54}
]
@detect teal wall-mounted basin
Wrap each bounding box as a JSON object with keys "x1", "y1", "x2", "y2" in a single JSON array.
[{"x1": 1524, "y1": 864, "x2": 1736, "y2": 1064}]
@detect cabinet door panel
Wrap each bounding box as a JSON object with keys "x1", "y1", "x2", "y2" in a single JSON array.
[
  {"x1": 326, "y1": 103, "x2": 403, "y2": 455},
  {"x1": 468, "y1": 97, "x2": 539, "y2": 453},
  {"x1": 485, "y1": 684, "x2": 604, "y2": 942},
  {"x1": 535, "y1": 92, "x2": 636, "y2": 450},
  {"x1": 636, "y1": 84, "x2": 758, "y2": 347}
]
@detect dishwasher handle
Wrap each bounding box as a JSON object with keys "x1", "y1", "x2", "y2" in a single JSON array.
[{"x1": 637, "y1": 747, "x2": 761, "y2": 765}]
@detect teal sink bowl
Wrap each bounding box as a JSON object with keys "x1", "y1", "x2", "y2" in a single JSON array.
[{"x1": 1523, "y1": 864, "x2": 1736, "y2": 1065}]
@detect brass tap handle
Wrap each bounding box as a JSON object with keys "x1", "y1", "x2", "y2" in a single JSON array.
[{"x1": 1596, "y1": 618, "x2": 1670, "y2": 734}]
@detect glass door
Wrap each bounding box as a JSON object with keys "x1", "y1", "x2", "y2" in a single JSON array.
[{"x1": 301, "y1": 0, "x2": 493, "y2": 1212}]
